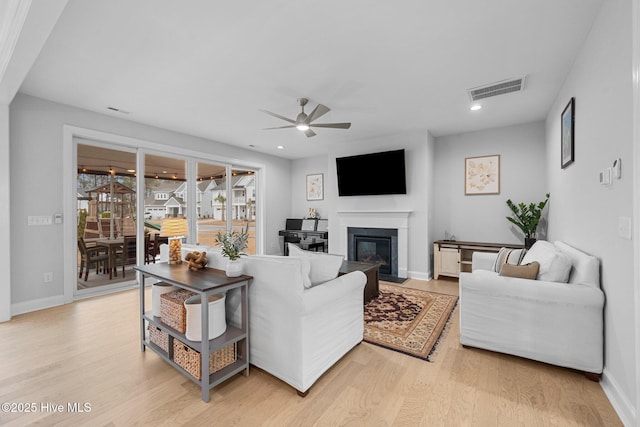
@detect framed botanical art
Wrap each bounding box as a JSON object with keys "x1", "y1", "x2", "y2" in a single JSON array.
[
  {"x1": 465, "y1": 155, "x2": 500, "y2": 195},
  {"x1": 306, "y1": 173, "x2": 324, "y2": 201},
  {"x1": 561, "y1": 97, "x2": 575, "y2": 169}
]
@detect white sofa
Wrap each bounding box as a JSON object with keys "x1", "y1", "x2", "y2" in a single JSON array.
[
  {"x1": 159, "y1": 244, "x2": 367, "y2": 394},
  {"x1": 458, "y1": 240, "x2": 604, "y2": 378}
]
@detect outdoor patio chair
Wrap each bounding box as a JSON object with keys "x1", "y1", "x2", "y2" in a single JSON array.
[{"x1": 78, "y1": 237, "x2": 109, "y2": 281}]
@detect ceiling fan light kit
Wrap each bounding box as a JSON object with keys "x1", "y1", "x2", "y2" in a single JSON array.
[{"x1": 261, "y1": 98, "x2": 351, "y2": 137}]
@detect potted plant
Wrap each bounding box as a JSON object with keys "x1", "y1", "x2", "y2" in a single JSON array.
[
  {"x1": 216, "y1": 230, "x2": 249, "y2": 277},
  {"x1": 505, "y1": 193, "x2": 550, "y2": 248}
]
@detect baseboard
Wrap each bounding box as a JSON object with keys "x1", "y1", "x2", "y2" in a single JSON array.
[
  {"x1": 11, "y1": 294, "x2": 67, "y2": 316},
  {"x1": 407, "y1": 270, "x2": 430, "y2": 281},
  {"x1": 9, "y1": 282, "x2": 140, "y2": 317},
  {"x1": 601, "y1": 368, "x2": 636, "y2": 426}
]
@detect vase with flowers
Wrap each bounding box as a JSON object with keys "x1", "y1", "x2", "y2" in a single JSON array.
[{"x1": 216, "y1": 230, "x2": 249, "y2": 277}]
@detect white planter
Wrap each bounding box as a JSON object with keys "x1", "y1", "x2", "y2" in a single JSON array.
[
  {"x1": 225, "y1": 259, "x2": 243, "y2": 277},
  {"x1": 152, "y1": 282, "x2": 177, "y2": 317},
  {"x1": 184, "y1": 294, "x2": 227, "y2": 341}
]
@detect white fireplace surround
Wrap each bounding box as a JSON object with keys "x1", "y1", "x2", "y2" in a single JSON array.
[{"x1": 336, "y1": 210, "x2": 411, "y2": 278}]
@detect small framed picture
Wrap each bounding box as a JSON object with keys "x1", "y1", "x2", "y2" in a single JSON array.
[
  {"x1": 561, "y1": 97, "x2": 575, "y2": 169},
  {"x1": 306, "y1": 173, "x2": 324, "y2": 201},
  {"x1": 465, "y1": 155, "x2": 500, "y2": 195}
]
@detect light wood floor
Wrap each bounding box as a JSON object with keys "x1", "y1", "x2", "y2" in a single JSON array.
[{"x1": 0, "y1": 278, "x2": 622, "y2": 426}]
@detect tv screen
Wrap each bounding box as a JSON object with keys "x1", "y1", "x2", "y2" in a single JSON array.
[{"x1": 336, "y1": 149, "x2": 407, "y2": 196}]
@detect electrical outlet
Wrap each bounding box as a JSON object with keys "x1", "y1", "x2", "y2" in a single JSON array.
[{"x1": 43, "y1": 272, "x2": 53, "y2": 283}]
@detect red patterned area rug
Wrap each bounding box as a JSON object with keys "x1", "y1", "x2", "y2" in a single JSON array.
[{"x1": 364, "y1": 283, "x2": 458, "y2": 361}]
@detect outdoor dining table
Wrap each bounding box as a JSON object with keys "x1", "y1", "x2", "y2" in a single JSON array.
[{"x1": 96, "y1": 238, "x2": 124, "y2": 280}]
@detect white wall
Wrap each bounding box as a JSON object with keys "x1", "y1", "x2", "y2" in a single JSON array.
[
  {"x1": 9, "y1": 93, "x2": 291, "y2": 309},
  {"x1": 545, "y1": 0, "x2": 636, "y2": 423},
  {"x1": 292, "y1": 130, "x2": 434, "y2": 279},
  {"x1": 433, "y1": 121, "x2": 548, "y2": 245},
  {"x1": 291, "y1": 155, "x2": 329, "y2": 220}
]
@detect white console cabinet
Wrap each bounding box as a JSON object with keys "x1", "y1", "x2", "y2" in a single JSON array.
[{"x1": 433, "y1": 240, "x2": 524, "y2": 279}]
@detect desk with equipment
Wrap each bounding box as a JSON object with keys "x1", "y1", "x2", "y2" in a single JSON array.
[{"x1": 279, "y1": 218, "x2": 328, "y2": 255}]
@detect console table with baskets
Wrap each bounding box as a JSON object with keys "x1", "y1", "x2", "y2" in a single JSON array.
[{"x1": 135, "y1": 262, "x2": 252, "y2": 402}]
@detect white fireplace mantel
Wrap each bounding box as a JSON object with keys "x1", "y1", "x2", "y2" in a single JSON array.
[{"x1": 336, "y1": 210, "x2": 412, "y2": 277}]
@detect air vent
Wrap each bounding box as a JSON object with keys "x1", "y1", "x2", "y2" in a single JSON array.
[{"x1": 468, "y1": 76, "x2": 526, "y2": 101}]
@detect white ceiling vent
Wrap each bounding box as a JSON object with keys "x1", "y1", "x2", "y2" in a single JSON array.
[{"x1": 468, "y1": 76, "x2": 527, "y2": 101}]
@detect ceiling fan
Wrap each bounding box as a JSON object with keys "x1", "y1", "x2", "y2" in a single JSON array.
[{"x1": 260, "y1": 98, "x2": 351, "y2": 138}]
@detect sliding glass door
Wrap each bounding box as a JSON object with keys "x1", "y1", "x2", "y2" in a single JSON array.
[
  {"x1": 194, "y1": 163, "x2": 258, "y2": 254},
  {"x1": 76, "y1": 141, "x2": 138, "y2": 294},
  {"x1": 73, "y1": 135, "x2": 261, "y2": 299}
]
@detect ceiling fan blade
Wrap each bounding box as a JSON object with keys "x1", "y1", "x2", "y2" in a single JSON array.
[
  {"x1": 305, "y1": 104, "x2": 330, "y2": 124},
  {"x1": 304, "y1": 129, "x2": 317, "y2": 137},
  {"x1": 259, "y1": 109, "x2": 297, "y2": 125},
  {"x1": 263, "y1": 125, "x2": 296, "y2": 130},
  {"x1": 309, "y1": 122, "x2": 352, "y2": 129}
]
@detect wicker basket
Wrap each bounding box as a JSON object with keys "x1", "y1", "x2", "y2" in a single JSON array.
[
  {"x1": 172, "y1": 339, "x2": 237, "y2": 380},
  {"x1": 147, "y1": 324, "x2": 169, "y2": 353},
  {"x1": 160, "y1": 289, "x2": 196, "y2": 333}
]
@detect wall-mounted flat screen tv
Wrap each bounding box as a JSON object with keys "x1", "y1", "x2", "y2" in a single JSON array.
[{"x1": 336, "y1": 149, "x2": 407, "y2": 196}]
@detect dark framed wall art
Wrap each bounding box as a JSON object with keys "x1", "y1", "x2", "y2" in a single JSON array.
[{"x1": 561, "y1": 97, "x2": 575, "y2": 169}]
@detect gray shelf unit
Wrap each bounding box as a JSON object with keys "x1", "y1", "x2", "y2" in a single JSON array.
[{"x1": 135, "y1": 263, "x2": 252, "y2": 402}]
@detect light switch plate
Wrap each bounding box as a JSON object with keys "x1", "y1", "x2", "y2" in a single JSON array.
[{"x1": 28, "y1": 215, "x2": 52, "y2": 226}]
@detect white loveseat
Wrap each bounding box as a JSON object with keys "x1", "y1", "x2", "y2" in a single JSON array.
[
  {"x1": 458, "y1": 240, "x2": 604, "y2": 378},
  {"x1": 160, "y1": 244, "x2": 367, "y2": 394}
]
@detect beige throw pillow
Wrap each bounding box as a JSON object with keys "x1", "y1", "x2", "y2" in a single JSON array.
[{"x1": 499, "y1": 262, "x2": 540, "y2": 280}]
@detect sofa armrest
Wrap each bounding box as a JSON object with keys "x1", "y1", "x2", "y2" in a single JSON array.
[
  {"x1": 301, "y1": 271, "x2": 367, "y2": 315},
  {"x1": 472, "y1": 252, "x2": 497, "y2": 272}
]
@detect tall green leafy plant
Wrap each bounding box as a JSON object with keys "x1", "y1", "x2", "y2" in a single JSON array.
[{"x1": 505, "y1": 193, "x2": 550, "y2": 239}]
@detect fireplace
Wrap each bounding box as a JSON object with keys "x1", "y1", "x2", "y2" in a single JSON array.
[
  {"x1": 337, "y1": 210, "x2": 411, "y2": 279},
  {"x1": 348, "y1": 227, "x2": 398, "y2": 278}
]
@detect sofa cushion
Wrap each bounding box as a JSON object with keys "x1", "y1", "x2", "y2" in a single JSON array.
[
  {"x1": 521, "y1": 240, "x2": 572, "y2": 283},
  {"x1": 243, "y1": 254, "x2": 312, "y2": 291},
  {"x1": 288, "y1": 244, "x2": 344, "y2": 287},
  {"x1": 554, "y1": 241, "x2": 600, "y2": 288},
  {"x1": 492, "y1": 247, "x2": 526, "y2": 273},
  {"x1": 499, "y1": 262, "x2": 540, "y2": 280}
]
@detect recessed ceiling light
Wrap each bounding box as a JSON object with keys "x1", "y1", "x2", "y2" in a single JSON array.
[
  {"x1": 127, "y1": 169, "x2": 135, "y2": 173},
  {"x1": 470, "y1": 104, "x2": 482, "y2": 111},
  {"x1": 277, "y1": 145, "x2": 285, "y2": 150}
]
